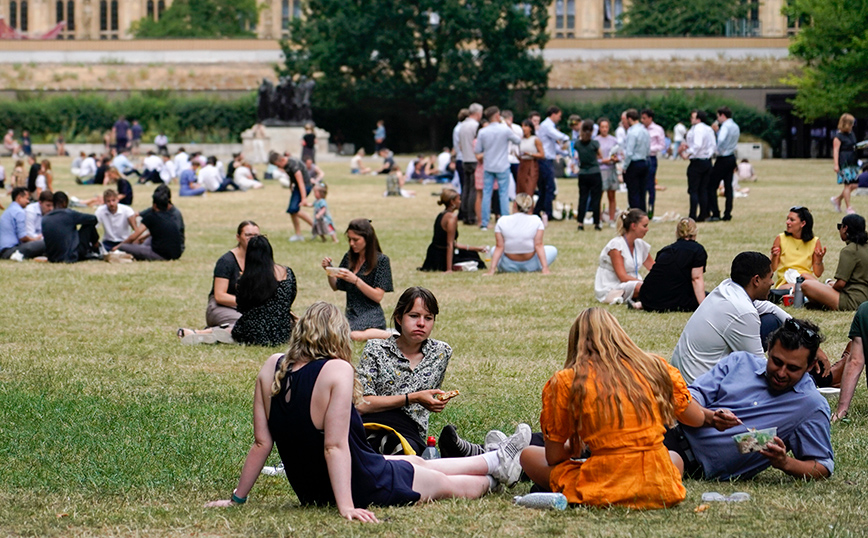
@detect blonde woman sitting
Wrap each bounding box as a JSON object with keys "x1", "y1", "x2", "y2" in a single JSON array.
[
  {"x1": 485, "y1": 192, "x2": 556, "y2": 275},
  {"x1": 594, "y1": 208, "x2": 654, "y2": 305}
]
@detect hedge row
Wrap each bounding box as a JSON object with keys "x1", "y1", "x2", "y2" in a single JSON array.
[
  {"x1": 0, "y1": 92, "x2": 256, "y2": 144},
  {"x1": 552, "y1": 91, "x2": 781, "y2": 147}
]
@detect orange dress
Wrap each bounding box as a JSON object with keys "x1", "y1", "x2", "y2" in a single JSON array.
[{"x1": 540, "y1": 356, "x2": 691, "y2": 509}]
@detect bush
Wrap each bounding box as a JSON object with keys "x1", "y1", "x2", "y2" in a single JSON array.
[
  {"x1": 552, "y1": 91, "x2": 781, "y2": 147},
  {"x1": 0, "y1": 92, "x2": 256, "y2": 144}
]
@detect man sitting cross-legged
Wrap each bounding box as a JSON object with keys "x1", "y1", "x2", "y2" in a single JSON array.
[
  {"x1": 665, "y1": 318, "x2": 833, "y2": 481},
  {"x1": 42, "y1": 191, "x2": 101, "y2": 263},
  {"x1": 95, "y1": 189, "x2": 137, "y2": 251}
]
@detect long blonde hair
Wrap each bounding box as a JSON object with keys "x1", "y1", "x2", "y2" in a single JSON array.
[
  {"x1": 565, "y1": 308, "x2": 676, "y2": 435},
  {"x1": 271, "y1": 302, "x2": 363, "y2": 405}
]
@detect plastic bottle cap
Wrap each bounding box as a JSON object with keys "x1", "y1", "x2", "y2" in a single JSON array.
[{"x1": 427, "y1": 436, "x2": 436, "y2": 446}]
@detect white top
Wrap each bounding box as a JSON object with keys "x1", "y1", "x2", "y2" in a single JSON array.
[
  {"x1": 495, "y1": 212, "x2": 544, "y2": 255},
  {"x1": 685, "y1": 122, "x2": 716, "y2": 159},
  {"x1": 95, "y1": 203, "x2": 136, "y2": 242},
  {"x1": 437, "y1": 151, "x2": 452, "y2": 173},
  {"x1": 507, "y1": 122, "x2": 523, "y2": 164},
  {"x1": 458, "y1": 118, "x2": 480, "y2": 162},
  {"x1": 154, "y1": 134, "x2": 168, "y2": 146},
  {"x1": 174, "y1": 152, "x2": 190, "y2": 173},
  {"x1": 673, "y1": 122, "x2": 687, "y2": 142},
  {"x1": 80, "y1": 157, "x2": 97, "y2": 177},
  {"x1": 670, "y1": 278, "x2": 790, "y2": 384},
  {"x1": 594, "y1": 236, "x2": 651, "y2": 301},
  {"x1": 234, "y1": 166, "x2": 253, "y2": 182},
  {"x1": 160, "y1": 160, "x2": 177, "y2": 183},
  {"x1": 35, "y1": 174, "x2": 47, "y2": 190},
  {"x1": 519, "y1": 136, "x2": 539, "y2": 159},
  {"x1": 0, "y1": 164, "x2": 5, "y2": 181},
  {"x1": 737, "y1": 161, "x2": 755, "y2": 180},
  {"x1": 452, "y1": 122, "x2": 463, "y2": 161},
  {"x1": 350, "y1": 155, "x2": 363, "y2": 170},
  {"x1": 143, "y1": 154, "x2": 163, "y2": 171},
  {"x1": 24, "y1": 202, "x2": 43, "y2": 238},
  {"x1": 199, "y1": 164, "x2": 222, "y2": 192}
]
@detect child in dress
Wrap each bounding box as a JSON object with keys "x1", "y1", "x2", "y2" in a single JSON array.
[{"x1": 311, "y1": 183, "x2": 338, "y2": 242}]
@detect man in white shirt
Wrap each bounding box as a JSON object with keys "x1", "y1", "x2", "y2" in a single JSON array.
[
  {"x1": 641, "y1": 109, "x2": 666, "y2": 218},
  {"x1": 95, "y1": 188, "x2": 137, "y2": 250},
  {"x1": 173, "y1": 148, "x2": 190, "y2": 175},
  {"x1": 141, "y1": 151, "x2": 164, "y2": 184},
  {"x1": 679, "y1": 109, "x2": 716, "y2": 222},
  {"x1": 458, "y1": 103, "x2": 483, "y2": 225},
  {"x1": 75, "y1": 154, "x2": 98, "y2": 185},
  {"x1": 20, "y1": 190, "x2": 53, "y2": 258},
  {"x1": 671, "y1": 251, "x2": 790, "y2": 384},
  {"x1": 475, "y1": 106, "x2": 522, "y2": 230},
  {"x1": 0, "y1": 162, "x2": 5, "y2": 189},
  {"x1": 160, "y1": 154, "x2": 177, "y2": 184},
  {"x1": 198, "y1": 156, "x2": 223, "y2": 192}
]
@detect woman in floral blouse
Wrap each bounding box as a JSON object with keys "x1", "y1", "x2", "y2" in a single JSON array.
[{"x1": 355, "y1": 287, "x2": 453, "y2": 454}]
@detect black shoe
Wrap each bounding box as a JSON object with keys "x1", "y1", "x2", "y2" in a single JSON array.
[
  {"x1": 708, "y1": 216, "x2": 721, "y2": 222},
  {"x1": 577, "y1": 225, "x2": 584, "y2": 231},
  {"x1": 594, "y1": 224, "x2": 602, "y2": 231},
  {"x1": 439, "y1": 425, "x2": 483, "y2": 458},
  {"x1": 722, "y1": 215, "x2": 732, "y2": 221}
]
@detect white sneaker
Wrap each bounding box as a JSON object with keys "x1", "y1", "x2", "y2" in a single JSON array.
[
  {"x1": 484, "y1": 430, "x2": 507, "y2": 452},
  {"x1": 289, "y1": 234, "x2": 305, "y2": 242},
  {"x1": 10, "y1": 250, "x2": 24, "y2": 262},
  {"x1": 491, "y1": 423, "x2": 531, "y2": 487},
  {"x1": 261, "y1": 462, "x2": 285, "y2": 476}
]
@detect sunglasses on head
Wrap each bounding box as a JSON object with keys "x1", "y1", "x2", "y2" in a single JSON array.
[
  {"x1": 790, "y1": 206, "x2": 807, "y2": 212},
  {"x1": 838, "y1": 223, "x2": 846, "y2": 230},
  {"x1": 784, "y1": 318, "x2": 820, "y2": 346}
]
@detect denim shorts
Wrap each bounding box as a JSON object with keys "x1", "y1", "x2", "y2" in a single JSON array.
[{"x1": 286, "y1": 184, "x2": 311, "y2": 214}]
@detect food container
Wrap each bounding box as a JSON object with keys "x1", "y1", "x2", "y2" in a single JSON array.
[
  {"x1": 732, "y1": 427, "x2": 777, "y2": 454},
  {"x1": 325, "y1": 266, "x2": 342, "y2": 277},
  {"x1": 782, "y1": 295, "x2": 794, "y2": 307}
]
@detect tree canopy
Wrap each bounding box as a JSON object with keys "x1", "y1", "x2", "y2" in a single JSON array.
[
  {"x1": 279, "y1": 0, "x2": 550, "y2": 150},
  {"x1": 618, "y1": 0, "x2": 751, "y2": 37},
  {"x1": 785, "y1": 0, "x2": 868, "y2": 120},
  {"x1": 131, "y1": 0, "x2": 258, "y2": 38}
]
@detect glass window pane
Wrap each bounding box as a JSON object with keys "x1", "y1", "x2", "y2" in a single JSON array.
[
  {"x1": 147, "y1": 0, "x2": 153, "y2": 18},
  {"x1": 100, "y1": 0, "x2": 107, "y2": 31},
  {"x1": 10, "y1": 1, "x2": 17, "y2": 29},
  {"x1": 21, "y1": 0, "x2": 28, "y2": 31},
  {"x1": 68, "y1": 0, "x2": 75, "y2": 30},
  {"x1": 111, "y1": 0, "x2": 118, "y2": 30},
  {"x1": 57, "y1": 0, "x2": 64, "y2": 23}
]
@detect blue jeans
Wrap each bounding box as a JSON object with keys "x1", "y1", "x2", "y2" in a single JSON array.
[
  {"x1": 481, "y1": 169, "x2": 511, "y2": 228},
  {"x1": 497, "y1": 246, "x2": 558, "y2": 272}
]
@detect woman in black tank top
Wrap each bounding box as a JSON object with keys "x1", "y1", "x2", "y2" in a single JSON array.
[{"x1": 206, "y1": 302, "x2": 532, "y2": 522}]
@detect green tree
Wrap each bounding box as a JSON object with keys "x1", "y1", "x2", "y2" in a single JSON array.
[
  {"x1": 618, "y1": 0, "x2": 752, "y2": 36},
  {"x1": 131, "y1": 0, "x2": 259, "y2": 38},
  {"x1": 279, "y1": 0, "x2": 550, "y2": 150},
  {"x1": 785, "y1": 0, "x2": 868, "y2": 120}
]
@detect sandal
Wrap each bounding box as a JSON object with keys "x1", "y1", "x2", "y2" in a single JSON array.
[
  {"x1": 178, "y1": 328, "x2": 218, "y2": 345},
  {"x1": 211, "y1": 325, "x2": 235, "y2": 344}
]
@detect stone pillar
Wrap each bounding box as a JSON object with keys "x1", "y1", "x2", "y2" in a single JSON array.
[
  {"x1": 578, "y1": 0, "x2": 603, "y2": 38},
  {"x1": 759, "y1": 0, "x2": 787, "y2": 37}
]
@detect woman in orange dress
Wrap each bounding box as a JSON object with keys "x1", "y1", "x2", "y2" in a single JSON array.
[{"x1": 519, "y1": 308, "x2": 704, "y2": 509}]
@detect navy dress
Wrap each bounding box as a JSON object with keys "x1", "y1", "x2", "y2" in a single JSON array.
[{"x1": 269, "y1": 358, "x2": 420, "y2": 508}]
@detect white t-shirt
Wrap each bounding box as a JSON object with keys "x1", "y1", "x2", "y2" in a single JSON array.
[
  {"x1": 24, "y1": 202, "x2": 43, "y2": 237},
  {"x1": 0, "y1": 164, "x2": 5, "y2": 182},
  {"x1": 351, "y1": 155, "x2": 363, "y2": 170},
  {"x1": 96, "y1": 203, "x2": 136, "y2": 242},
  {"x1": 143, "y1": 154, "x2": 163, "y2": 171},
  {"x1": 198, "y1": 164, "x2": 222, "y2": 192},
  {"x1": 174, "y1": 152, "x2": 190, "y2": 173},
  {"x1": 437, "y1": 151, "x2": 451, "y2": 173},
  {"x1": 35, "y1": 174, "x2": 46, "y2": 190},
  {"x1": 494, "y1": 212, "x2": 544, "y2": 255},
  {"x1": 594, "y1": 235, "x2": 651, "y2": 301},
  {"x1": 160, "y1": 160, "x2": 177, "y2": 183}
]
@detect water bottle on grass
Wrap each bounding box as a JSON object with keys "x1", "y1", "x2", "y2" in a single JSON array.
[
  {"x1": 421, "y1": 436, "x2": 440, "y2": 460},
  {"x1": 513, "y1": 492, "x2": 568, "y2": 510}
]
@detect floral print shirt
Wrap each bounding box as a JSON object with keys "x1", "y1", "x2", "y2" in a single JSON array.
[{"x1": 357, "y1": 336, "x2": 452, "y2": 437}]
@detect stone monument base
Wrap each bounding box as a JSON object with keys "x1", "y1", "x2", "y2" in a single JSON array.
[{"x1": 241, "y1": 125, "x2": 332, "y2": 164}]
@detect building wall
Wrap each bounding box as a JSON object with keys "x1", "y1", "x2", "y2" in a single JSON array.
[{"x1": 0, "y1": 0, "x2": 792, "y2": 40}]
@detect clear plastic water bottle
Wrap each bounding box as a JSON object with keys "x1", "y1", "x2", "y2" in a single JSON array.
[
  {"x1": 421, "y1": 436, "x2": 440, "y2": 460},
  {"x1": 513, "y1": 492, "x2": 568, "y2": 510},
  {"x1": 793, "y1": 276, "x2": 805, "y2": 309}
]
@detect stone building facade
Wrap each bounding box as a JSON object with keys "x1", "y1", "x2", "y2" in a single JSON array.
[{"x1": 0, "y1": 0, "x2": 793, "y2": 40}]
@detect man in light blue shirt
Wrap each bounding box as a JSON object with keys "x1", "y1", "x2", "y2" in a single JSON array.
[
  {"x1": 710, "y1": 106, "x2": 741, "y2": 221},
  {"x1": 0, "y1": 187, "x2": 43, "y2": 259},
  {"x1": 622, "y1": 109, "x2": 650, "y2": 212},
  {"x1": 475, "y1": 106, "x2": 522, "y2": 229},
  {"x1": 111, "y1": 149, "x2": 141, "y2": 179},
  {"x1": 536, "y1": 106, "x2": 570, "y2": 221},
  {"x1": 665, "y1": 318, "x2": 833, "y2": 481}
]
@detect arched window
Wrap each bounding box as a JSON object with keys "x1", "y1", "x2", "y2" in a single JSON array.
[
  {"x1": 57, "y1": 0, "x2": 64, "y2": 23},
  {"x1": 147, "y1": 0, "x2": 154, "y2": 18},
  {"x1": 10, "y1": 1, "x2": 17, "y2": 29},
  {"x1": 67, "y1": 0, "x2": 75, "y2": 31},
  {"x1": 281, "y1": 0, "x2": 289, "y2": 32},
  {"x1": 100, "y1": 0, "x2": 107, "y2": 32},
  {"x1": 110, "y1": 0, "x2": 118, "y2": 32},
  {"x1": 292, "y1": 0, "x2": 300, "y2": 17},
  {"x1": 157, "y1": 0, "x2": 165, "y2": 17},
  {"x1": 20, "y1": 0, "x2": 28, "y2": 31}
]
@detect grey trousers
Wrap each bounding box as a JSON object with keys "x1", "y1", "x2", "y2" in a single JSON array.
[
  {"x1": 205, "y1": 295, "x2": 242, "y2": 327},
  {"x1": 117, "y1": 237, "x2": 166, "y2": 261},
  {"x1": 0, "y1": 240, "x2": 45, "y2": 259}
]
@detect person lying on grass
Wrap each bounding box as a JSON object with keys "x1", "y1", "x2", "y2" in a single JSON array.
[{"x1": 206, "y1": 302, "x2": 531, "y2": 522}]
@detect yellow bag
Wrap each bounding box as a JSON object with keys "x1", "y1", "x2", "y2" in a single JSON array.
[{"x1": 363, "y1": 422, "x2": 417, "y2": 456}]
